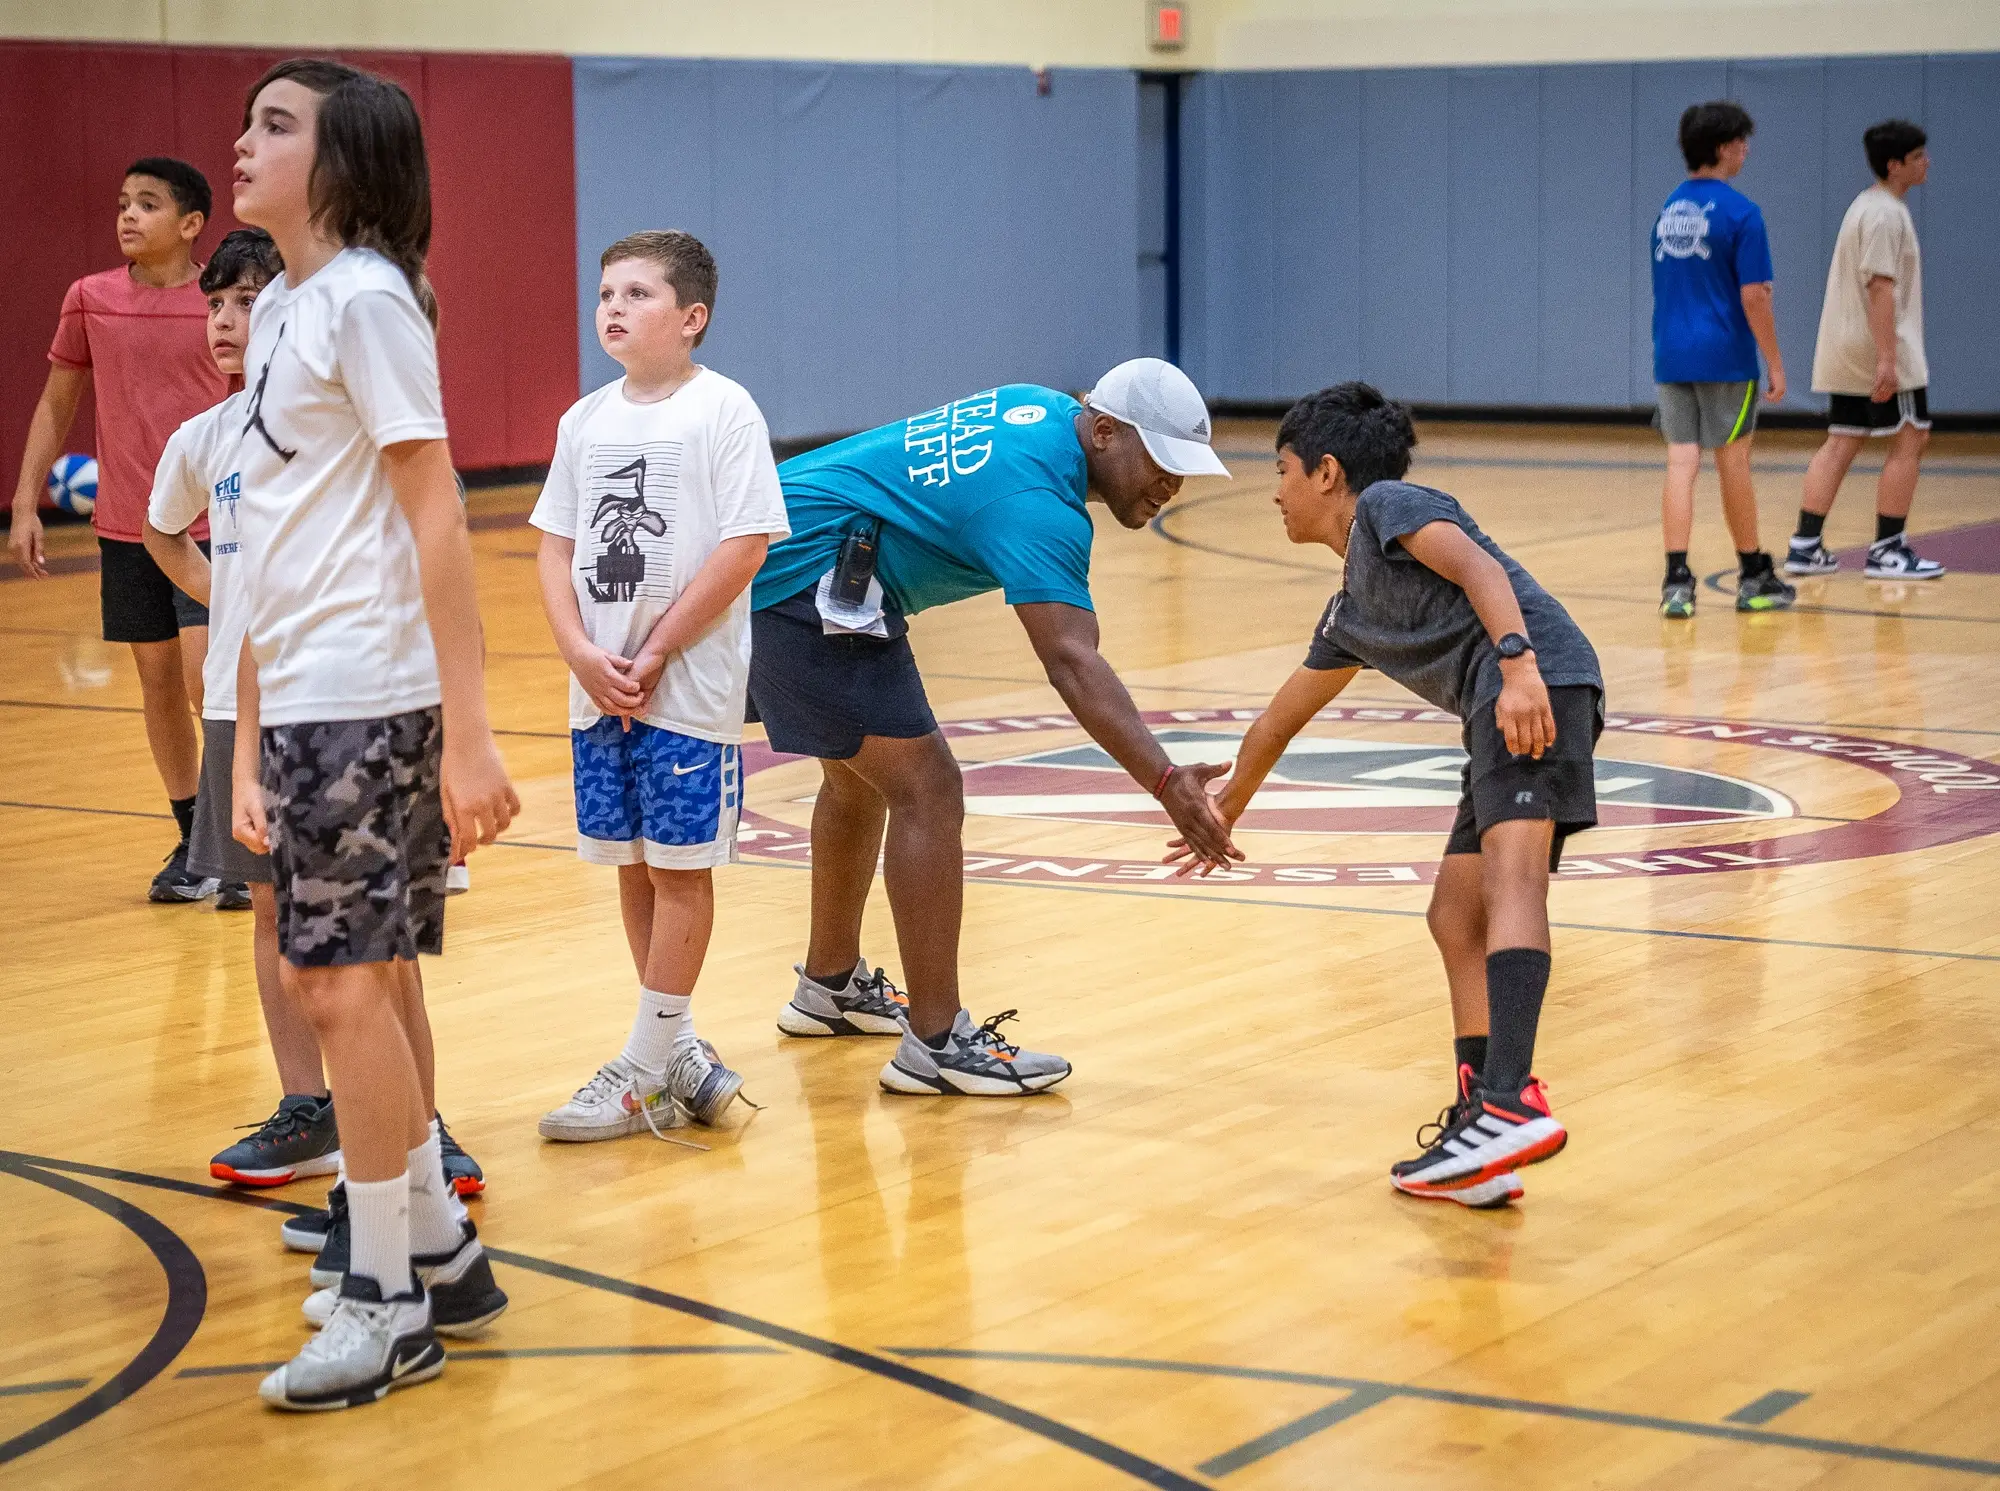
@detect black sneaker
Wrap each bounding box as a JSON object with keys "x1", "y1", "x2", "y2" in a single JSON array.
[
  {"x1": 211, "y1": 1095, "x2": 340, "y2": 1187},
  {"x1": 303, "y1": 1220, "x2": 508, "y2": 1339},
  {"x1": 1389, "y1": 1076, "x2": 1564, "y2": 1207},
  {"x1": 149, "y1": 841, "x2": 219, "y2": 903},
  {"x1": 282, "y1": 1183, "x2": 341, "y2": 1253},
  {"x1": 1784, "y1": 539, "x2": 1840, "y2": 576},
  {"x1": 1660, "y1": 577, "x2": 1696, "y2": 618},
  {"x1": 1735, "y1": 565, "x2": 1797, "y2": 612},
  {"x1": 215, "y1": 880, "x2": 253, "y2": 910},
  {"x1": 309, "y1": 1187, "x2": 351, "y2": 1288},
  {"x1": 437, "y1": 1114, "x2": 484, "y2": 1197}
]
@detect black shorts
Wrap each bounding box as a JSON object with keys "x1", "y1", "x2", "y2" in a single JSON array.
[
  {"x1": 747, "y1": 590, "x2": 938, "y2": 760},
  {"x1": 262, "y1": 708, "x2": 449, "y2": 967},
  {"x1": 1827, "y1": 387, "x2": 1929, "y2": 437},
  {"x1": 100, "y1": 536, "x2": 209, "y2": 644},
  {"x1": 1443, "y1": 685, "x2": 1603, "y2": 869}
]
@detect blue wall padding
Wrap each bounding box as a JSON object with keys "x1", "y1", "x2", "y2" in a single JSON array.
[
  {"x1": 1184, "y1": 54, "x2": 2000, "y2": 413},
  {"x1": 572, "y1": 58, "x2": 1140, "y2": 440}
]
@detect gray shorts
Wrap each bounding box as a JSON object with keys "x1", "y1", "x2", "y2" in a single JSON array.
[
  {"x1": 189, "y1": 715, "x2": 271, "y2": 885},
  {"x1": 1655, "y1": 381, "x2": 1758, "y2": 448},
  {"x1": 262, "y1": 708, "x2": 449, "y2": 968}
]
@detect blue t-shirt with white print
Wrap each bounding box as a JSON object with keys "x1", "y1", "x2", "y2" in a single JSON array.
[
  {"x1": 752, "y1": 385, "x2": 1095, "y2": 616},
  {"x1": 1650, "y1": 178, "x2": 1774, "y2": 384}
]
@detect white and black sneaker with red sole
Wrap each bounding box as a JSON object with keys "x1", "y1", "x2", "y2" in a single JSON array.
[
  {"x1": 259, "y1": 1273, "x2": 444, "y2": 1411},
  {"x1": 777, "y1": 958, "x2": 910, "y2": 1037},
  {"x1": 1390, "y1": 1074, "x2": 1563, "y2": 1203},
  {"x1": 880, "y1": 1008, "x2": 1070, "y2": 1096}
]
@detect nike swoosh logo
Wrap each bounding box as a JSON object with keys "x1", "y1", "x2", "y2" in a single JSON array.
[
  {"x1": 390, "y1": 1347, "x2": 429, "y2": 1379},
  {"x1": 672, "y1": 759, "x2": 714, "y2": 776}
]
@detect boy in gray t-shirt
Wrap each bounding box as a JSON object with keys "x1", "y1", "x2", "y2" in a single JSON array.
[{"x1": 1170, "y1": 382, "x2": 1601, "y2": 1212}]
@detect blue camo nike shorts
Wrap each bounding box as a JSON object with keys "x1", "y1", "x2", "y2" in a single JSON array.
[
  {"x1": 261, "y1": 707, "x2": 449, "y2": 967},
  {"x1": 572, "y1": 718, "x2": 741, "y2": 869}
]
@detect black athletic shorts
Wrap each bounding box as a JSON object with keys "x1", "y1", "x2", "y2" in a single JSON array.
[
  {"x1": 99, "y1": 536, "x2": 209, "y2": 644},
  {"x1": 1827, "y1": 387, "x2": 1929, "y2": 437},
  {"x1": 1444, "y1": 685, "x2": 1603, "y2": 869},
  {"x1": 747, "y1": 589, "x2": 938, "y2": 760}
]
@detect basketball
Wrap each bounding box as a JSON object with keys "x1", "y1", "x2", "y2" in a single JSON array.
[{"x1": 45, "y1": 452, "x2": 97, "y2": 517}]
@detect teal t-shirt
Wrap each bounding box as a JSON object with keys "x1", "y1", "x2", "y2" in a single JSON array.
[{"x1": 752, "y1": 385, "x2": 1095, "y2": 616}]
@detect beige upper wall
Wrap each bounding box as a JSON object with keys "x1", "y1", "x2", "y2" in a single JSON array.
[{"x1": 8, "y1": 0, "x2": 1998, "y2": 66}]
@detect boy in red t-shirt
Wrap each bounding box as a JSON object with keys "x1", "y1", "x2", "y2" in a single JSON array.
[{"x1": 8, "y1": 158, "x2": 231, "y2": 901}]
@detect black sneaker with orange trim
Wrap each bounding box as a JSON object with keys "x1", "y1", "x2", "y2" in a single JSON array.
[
  {"x1": 436, "y1": 1115, "x2": 485, "y2": 1197},
  {"x1": 1389, "y1": 1074, "x2": 1563, "y2": 1207}
]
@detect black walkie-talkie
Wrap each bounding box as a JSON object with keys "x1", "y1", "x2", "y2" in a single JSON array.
[{"x1": 832, "y1": 518, "x2": 881, "y2": 605}]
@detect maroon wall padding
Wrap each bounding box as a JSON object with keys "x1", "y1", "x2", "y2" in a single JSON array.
[{"x1": 0, "y1": 40, "x2": 577, "y2": 488}]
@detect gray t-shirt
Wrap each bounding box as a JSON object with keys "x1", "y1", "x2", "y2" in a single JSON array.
[{"x1": 1303, "y1": 481, "x2": 1601, "y2": 716}]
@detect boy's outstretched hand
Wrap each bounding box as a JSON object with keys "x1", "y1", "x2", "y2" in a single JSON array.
[
  {"x1": 1163, "y1": 764, "x2": 1245, "y2": 876},
  {"x1": 1495, "y1": 659, "x2": 1557, "y2": 759},
  {"x1": 1159, "y1": 762, "x2": 1242, "y2": 874}
]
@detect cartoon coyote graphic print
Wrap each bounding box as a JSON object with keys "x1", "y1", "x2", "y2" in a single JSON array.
[{"x1": 587, "y1": 455, "x2": 667, "y2": 602}]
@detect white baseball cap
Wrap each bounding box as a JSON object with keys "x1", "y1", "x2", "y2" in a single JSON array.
[{"x1": 1086, "y1": 358, "x2": 1231, "y2": 478}]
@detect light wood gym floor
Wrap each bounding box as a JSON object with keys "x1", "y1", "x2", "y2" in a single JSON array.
[{"x1": 4, "y1": 420, "x2": 1999, "y2": 1488}]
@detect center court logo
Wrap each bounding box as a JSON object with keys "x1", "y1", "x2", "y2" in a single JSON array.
[
  {"x1": 1655, "y1": 198, "x2": 1714, "y2": 260},
  {"x1": 737, "y1": 708, "x2": 2000, "y2": 886}
]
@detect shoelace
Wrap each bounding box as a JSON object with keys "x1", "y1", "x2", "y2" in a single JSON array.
[
  {"x1": 664, "y1": 1041, "x2": 764, "y2": 1132},
  {"x1": 236, "y1": 1101, "x2": 320, "y2": 1143},
  {"x1": 1413, "y1": 1098, "x2": 1469, "y2": 1152},
  {"x1": 299, "y1": 1294, "x2": 378, "y2": 1362},
  {"x1": 853, "y1": 968, "x2": 910, "y2": 1013},
  {"x1": 967, "y1": 1009, "x2": 1024, "y2": 1059},
  {"x1": 436, "y1": 1116, "x2": 473, "y2": 1166}
]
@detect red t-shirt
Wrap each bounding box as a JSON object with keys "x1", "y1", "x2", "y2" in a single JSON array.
[{"x1": 48, "y1": 266, "x2": 227, "y2": 542}]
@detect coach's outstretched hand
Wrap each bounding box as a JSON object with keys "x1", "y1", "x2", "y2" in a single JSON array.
[{"x1": 1159, "y1": 762, "x2": 1242, "y2": 874}]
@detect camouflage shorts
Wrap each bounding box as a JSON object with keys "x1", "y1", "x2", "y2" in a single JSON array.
[{"x1": 261, "y1": 708, "x2": 449, "y2": 967}]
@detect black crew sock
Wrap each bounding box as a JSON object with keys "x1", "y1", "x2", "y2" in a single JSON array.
[
  {"x1": 1793, "y1": 509, "x2": 1826, "y2": 543},
  {"x1": 1876, "y1": 513, "x2": 1907, "y2": 544},
  {"x1": 804, "y1": 962, "x2": 859, "y2": 991},
  {"x1": 1482, "y1": 948, "x2": 1551, "y2": 1094},
  {"x1": 1664, "y1": 550, "x2": 1692, "y2": 583},
  {"x1": 920, "y1": 1026, "x2": 953, "y2": 1051},
  {"x1": 169, "y1": 794, "x2": 197, "y2": 843},
  {"x1": 1452, "y1": 1034, "x2": 1489, "y2": 1086},
  {"x1": 1738, "y1": 549, "x2": 1768, "y2": 578}
]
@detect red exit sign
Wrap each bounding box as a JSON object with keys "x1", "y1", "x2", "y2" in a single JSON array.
[{"x1": 1149, "y1": 1, "x2": 1186, "y2": 50}]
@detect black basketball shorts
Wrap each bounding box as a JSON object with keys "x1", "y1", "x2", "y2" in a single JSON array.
[{"x1": 1444, "y1": 685, "x2": 1603, "y2": 869}]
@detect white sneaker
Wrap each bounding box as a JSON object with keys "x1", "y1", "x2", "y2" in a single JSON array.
[
  {"x1": 1864, "y1": 536, "x2": 1945, "y2": 579},
  {"x1": 259, "y1": 1275, "x2": 444, "y2": 1411},
  {"x1": 536, "y1": 1057, "x2": 680, "y2": 1142},
  {"x1": 665, "y1": 1039, "x2": 752, "y2": 1127},
  {"x1": 1784, "y1": 539, "x2": 1841, "y2": 576},
  {"x1": 777, "y1": 957, "x2": 910, "y2": 1037},
  {"x1": 879, "y1": 1008, "x2": 1072, "y2": 1096},
  {"x1": 445, "y1": 863, "x2": 471, "y2": 895}
]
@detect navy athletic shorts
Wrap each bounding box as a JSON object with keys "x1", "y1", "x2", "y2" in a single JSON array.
[{"x1": 747, "y1": 589, "x2": 938, "y2": 761}]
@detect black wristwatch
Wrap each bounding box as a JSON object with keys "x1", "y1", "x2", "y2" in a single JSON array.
[{"x1": 1495, "y1": 632, "x2": 1534, "y2": 660}]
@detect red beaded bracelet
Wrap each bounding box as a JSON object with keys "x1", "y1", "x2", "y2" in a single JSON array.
[{"x1": 1151, "y1": 764, "x2": 1175, "y2": 800}]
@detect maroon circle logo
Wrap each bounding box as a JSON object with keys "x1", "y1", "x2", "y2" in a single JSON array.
[{"x1": 740, "y1": 707, "x2": 2000, "y2": 886}]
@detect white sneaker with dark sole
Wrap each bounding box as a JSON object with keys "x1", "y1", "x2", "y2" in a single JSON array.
[
  {"x1": 777, "y1": 958, "x2": 910, "y2": 1037},
  {"x1": 259, "y1": 1274, "x2": 443, "y2": 1411},
  {"x1": 303, "y1": 1221, "x2": 508, "y2": 1338},
  {"x1": 1864, "y1": 537, "x2": 1945, "y2": 579},
  {"x1": 880, "y1": 1008, "x2": 1071, "y2": 1096}
]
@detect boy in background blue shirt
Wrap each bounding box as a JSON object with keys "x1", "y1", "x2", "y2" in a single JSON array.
[{"x1": 1650, "y1": 100, "x2": 1794, "y2": 617}]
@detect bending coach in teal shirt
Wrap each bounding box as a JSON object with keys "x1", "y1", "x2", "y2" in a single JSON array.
[{"x1": 748, "y1": 359, "x2": 1241, "y2": 1098}]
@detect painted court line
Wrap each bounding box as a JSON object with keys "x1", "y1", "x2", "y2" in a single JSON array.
[
  {"x1": 1727, "y1": 1390, "x2": 1813, "y2": 1425},
  {"x1": 0, "y1": 1380, "x2": 89, "y2": 1399},
  {"x1": 891, "y1": 1349, "x2": 2000, "y2": 1479},
  {"x1": 1197, "y1": 1385, "x2": 1395, "y2": 1476},
  {"x1": 177, "y1": 1345, "x2": 784, "y2": 1378}
]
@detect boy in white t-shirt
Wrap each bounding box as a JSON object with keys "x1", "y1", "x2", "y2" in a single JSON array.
[
  {"x1": 144, "y1": 228, "x2": 344, "y2": 1186},
  {"x1": 532, "y1": 231, "x2": 789, "y2": 1143}
]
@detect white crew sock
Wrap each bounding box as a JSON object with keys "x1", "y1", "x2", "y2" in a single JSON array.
[
  {"x1": 622, "y1": 989, "x2": 692, "y2": 1076},
  {"x1": 407, "y1": 1122, "x2": 469, "y2": 1256},
  {"x1": 345, "y1": 1172, "x2": 414, "y2": 1295}
]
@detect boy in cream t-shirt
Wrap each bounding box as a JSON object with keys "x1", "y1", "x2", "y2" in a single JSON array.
[
  {"x1": 532, "y1": 230, "x2": 789, "y2": 1143},
  {"x1": 1788, "y1": 119, "x2": 1942, "y2": 581}
]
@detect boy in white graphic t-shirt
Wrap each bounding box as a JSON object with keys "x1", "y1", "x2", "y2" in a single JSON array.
[{"x1": 532, "y1": 231, "x2": 789, "y2": 1144}]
